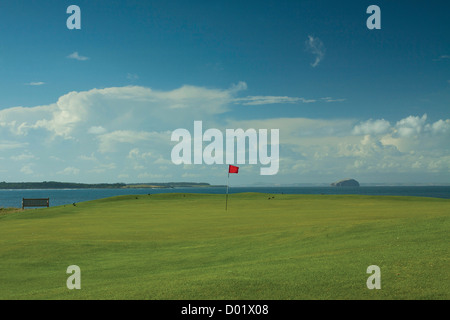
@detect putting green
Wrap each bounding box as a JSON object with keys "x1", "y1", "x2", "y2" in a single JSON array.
[{"x1": 0, "y1": 193, "x2": 448, "y2": 299}]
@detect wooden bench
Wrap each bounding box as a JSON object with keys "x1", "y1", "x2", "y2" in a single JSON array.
[{"x1": 22, "y1": 198, "x2": 49, "y2": 209}]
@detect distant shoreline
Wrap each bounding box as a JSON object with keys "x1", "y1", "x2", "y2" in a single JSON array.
[{"x1": 0, "y1": 181, "x2": 225, "y2": 190}]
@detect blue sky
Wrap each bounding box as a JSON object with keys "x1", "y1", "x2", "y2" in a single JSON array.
[{"x1": 0, "y1": 0, "x2": 449, "y2": 185}]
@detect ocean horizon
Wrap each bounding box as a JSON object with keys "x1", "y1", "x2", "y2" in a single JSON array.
[{"x1": 1, "y1": 186, "x2": 449, "y2": 209}]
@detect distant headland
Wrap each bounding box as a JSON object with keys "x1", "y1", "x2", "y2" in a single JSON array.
[{"x1": 0, "y1": 181, "x2": 223, "y2": 189}]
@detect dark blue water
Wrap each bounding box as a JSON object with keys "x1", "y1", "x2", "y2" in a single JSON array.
[{"x1": 0, "y1": 186, "x2": 449, "y2": 208}]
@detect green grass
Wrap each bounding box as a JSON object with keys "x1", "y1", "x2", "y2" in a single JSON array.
[{"x1": 0, "y1": 193, "x2": 448, "y2": 299}]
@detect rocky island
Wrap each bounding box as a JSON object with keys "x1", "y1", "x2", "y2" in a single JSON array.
[{"x1": 331, "y1": 178, "x2": 360, "y2": 187}]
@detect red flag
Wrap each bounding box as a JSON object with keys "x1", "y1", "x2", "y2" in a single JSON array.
[{"x1": 228, "y1": 165, "x2": 239, "y2": 174}]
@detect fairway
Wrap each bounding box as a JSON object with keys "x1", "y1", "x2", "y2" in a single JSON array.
[{"x1": 0, "y1": 193, "x2": 448, "y2": 300}]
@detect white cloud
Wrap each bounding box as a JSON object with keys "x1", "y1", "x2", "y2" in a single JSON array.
[
  {"x1": 229, "y1": 81, "x2": 248, "y2": 93},
  {"x1": 88, "y1": 126, "x2": 107, "y2": 135},
  {"x1": 0, "y1": 84, "x2": 248, "y2": 182},
  {"x1": 10, "y1": 153, "x2": 37, "y2": 161},
  {"x1": 67, "y1": 52, "x2": 89, "y2": 61},
  {"x1": 0, "y1": 104, "x2": 56, "y2": 136},
  {"x1": 0, "y1": 141, "x2": 28, "y2": 150},
  {"x1": 306, "y1": 35, "x2": 325, "y2": 67},
  {"x1": 57, "y1": 167, "x2": 80, "y2": 175},
  {"x1": 97, "y1": 130, "x2": 169, "y2": 153},
  {"x1": 26, "y1": 82, "x2": 45, "y2": 86},
  {"x1": 226, "y1": 117, "x2": 355, "y2": 141},
  {"x1": 153, "y1": 156, "x2": 172, "y2": 165},
  {"x1": 428, "y1": 119, "x2": 450, "y2": 134},
  {"x1": 127, "y1": 148, "x2": 152, "y2": 160},
  {"x1": 234, "y1": 96, "x2": 315, "y2": 105},
  {"x1": 227, "y1": 114, "x2": 449, "y2": 181},
  {"x1": 0, "y1": 85, "x2": 236, "y2": 139},
  {"x1": 1, "y1": 82, "x2": 449, "y2": 183},
  {"x1": 20, "y1": 164, "x2": 34, "y2": 175},
  {"x1": 321, "y1": 97, "x2": 346, "y2": 103},
  {"x1": 395, "y1": 114, "x2": 427, "y2": 137},
  {"x1": 233, "y1": 95, "x2": 348, "y2": 106},
  {"x1": 353, "y1": 119, "x2": 391, "y2": 135}
]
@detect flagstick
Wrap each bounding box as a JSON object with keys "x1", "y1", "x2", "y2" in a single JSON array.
[{"x1": 226, "y1": 172, "x2": 229, "y2": 211}]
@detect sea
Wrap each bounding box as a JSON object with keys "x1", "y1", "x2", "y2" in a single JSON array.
[{"x1": 1, "y1": 186, "x2": 449, "y2": 208}]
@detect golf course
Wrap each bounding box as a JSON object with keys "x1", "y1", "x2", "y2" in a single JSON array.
[{"x1": 0, "y1": 193, "x2": 448, "y2": 300}]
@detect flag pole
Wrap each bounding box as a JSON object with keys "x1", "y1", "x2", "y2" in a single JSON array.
[{"x1": 226, "y1": 171, "x2": 229, "y2": 211}]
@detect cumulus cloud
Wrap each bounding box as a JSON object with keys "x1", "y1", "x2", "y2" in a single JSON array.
[
  {"x1": 395, "y1": 114, "x2": 428, "y2": 137},
  {"x1": 0, "y1": 83, "x2": 249, "y2": 182},
  {"x1": 353, "y1": 114, "x2": 449, "y2": 139},
  {"x1": 427, "y1": 119, "x2": 450, "y2": 134},
  {"x1": 0, "y1": 105, "x2": 56, "y2": 136},
  {"x1": 305, "y1": 35, "x2": 325, "y2": 67},
  {"x1": 353, "y1": 119, "x2": 391, "y2": 135},
  {"x1": 0, "y1": 82, "x2": 449, "y2": 183},
  {"x1": 0, "y1": 84, "x2": 246, "y2": 140},
  {"x1": 228, "y1": 114, "x2": 449, "y2": 182}
]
